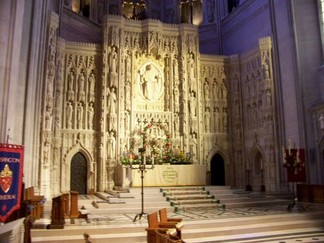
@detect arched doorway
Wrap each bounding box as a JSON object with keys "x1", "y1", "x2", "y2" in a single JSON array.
[
  {"x1": 252, "y1": 150, "x2": 264, "y2": 192},
  {"x1": 71, "y1": 152, "x2": 87, "y2": 194},
  {"x1": 210, "y1": 153, "x2": 225, "y2": 185}
]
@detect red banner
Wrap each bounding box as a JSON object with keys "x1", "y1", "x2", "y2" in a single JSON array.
[
  {"x1": 0, "y1": 143, "x2": 24, "y2": 222},
  {"x1": 283, "y1": 148, "x2": 306, "y2": 182}
]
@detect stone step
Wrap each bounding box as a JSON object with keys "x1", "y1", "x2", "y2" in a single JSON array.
[
  {"x1": 163, "y1": 190, "x2": 209, "y2": 196},
  {"x1": 174, "y1": 203, "x2": 225, "y2": 211},
  {"x1": 160, "y1": 186, "x2": 206, "y2": 192},
  {"x1": 171, "y1": 199, "x2": 219, "y2": 205},
  {"x1": 31, "y1": 205, "x2": 324, "y2": 243},
  {"x1": 166, "y1": 194, "x2": 215, "y2": 201}
]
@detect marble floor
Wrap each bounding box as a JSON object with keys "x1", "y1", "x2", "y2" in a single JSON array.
[{"x1": 32, "y1": 190, "x2": 324, "y2": 243}]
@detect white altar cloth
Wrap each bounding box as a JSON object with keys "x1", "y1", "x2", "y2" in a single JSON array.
[{"x1": 131, "y1": 164, "x2": 206, "y2": 187}]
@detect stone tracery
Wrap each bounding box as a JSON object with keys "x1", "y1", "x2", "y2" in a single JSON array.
[{"x1": 38, "y1": 13, "x2": 276, "y2": 196}]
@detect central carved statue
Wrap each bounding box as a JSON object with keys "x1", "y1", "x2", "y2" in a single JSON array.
[{"x1": 138, "y1": 63, "x2": 162, "y2": 101}]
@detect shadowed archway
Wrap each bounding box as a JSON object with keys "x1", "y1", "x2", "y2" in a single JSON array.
[
  {"x1": 210, "y1": 153, "x2": 225, "y2": 185},
  {"x1": 71, "y1": 152, "x2": 87, "y2": 194}
]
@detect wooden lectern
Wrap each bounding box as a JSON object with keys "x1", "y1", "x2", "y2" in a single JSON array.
[
  {"x1": 48, "y1": 195, "x2": 65, "y2": 229},
  {"x1": 70, "y1": 191, "x2": 79, "y2": 218},
  {"x1": 62, "y1": 193, "x2": 69, "y2": 218}
]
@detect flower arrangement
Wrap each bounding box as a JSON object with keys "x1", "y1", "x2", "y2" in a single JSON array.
[{"x1": 120, "y1": 121, "x2": 192, "y2": 165}]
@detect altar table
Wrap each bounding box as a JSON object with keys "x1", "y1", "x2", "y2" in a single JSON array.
[{"x1": 131, "y1": 164, "x2": 206, "y2": 187}]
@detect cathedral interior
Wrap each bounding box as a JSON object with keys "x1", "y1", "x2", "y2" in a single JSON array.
[
  {"x1": 1, "y1": 0, "x2": 324, "y2": 200},
  {"x1": 3, "y1": 1, "x2": 324, "y2": 242}
]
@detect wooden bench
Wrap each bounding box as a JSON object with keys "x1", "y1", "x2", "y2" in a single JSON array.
[
  {"x1": 155, "y1": 229, "x2": 185, "y2": 243},
  {"x1": 24, "y1": 187, "x2": 45, "y2": 219},
  {"x1": 146, "y1": 211, "x2": 182, "y2": 243}
]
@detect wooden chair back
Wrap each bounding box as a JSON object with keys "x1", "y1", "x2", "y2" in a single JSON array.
[
  {"x1": 148, "y1": 211, "x2": 159, "y2": 228},
  {"x1": 159, "y1": 208, "x2": 168, "y2": 222}
]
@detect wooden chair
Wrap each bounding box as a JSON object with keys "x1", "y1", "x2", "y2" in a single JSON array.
[
  {"x1": 159, "y1": 208, "x2": 182, "y2": 223},
  {"x1": 167, "y1": 234, "x2": 186, "y2": 243},
  {"x1": 155, "y1": 229, "x2": 169, "y2": 243},
  {"x1": 146, "y1": 212, "x2": 178, "y2": 243},
  {"x1": 159, "y1": 208, "x2": 183, "y2": 238},
  {"x1": 24, "y1": 187, "x2": 45, "y2": 219}
]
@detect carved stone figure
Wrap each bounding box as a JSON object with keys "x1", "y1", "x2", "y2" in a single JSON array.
[
  {"x1": 107, "y1": 131, "x2": 116, "y2": 159},
  {"x1": 139, "y1": 64, "x2": 161, "y2": 100},
  {"x1": 78, "y1": 72, "x2": 86, "y2": 102},
  {"x1": 88, "y1": 102, "x2": 94, "y2": 129},
  {"x1": 214, "y1": 107, "x2": 220, "y2": 132},
  {"x1": 189, "y1": 91, "x2": 197, "y2": 117},
  {"x1": 107, "y1": 87, "x2": 117, "y2": 131},
  {"x1": 67, "y1": 70, "x2": 75, "y2": 101},
  {"x1": 190, "y1": 133, "x2": 197, "y2": 161},
  {"x1": 188, "y1": 53, "x2": 195, "y2": 87},
  {"x1": 43, "y1": 142, "x2": 50, "y2": 165},
  {"x1": 77, "y1": 102, "x2": 84, "y2": 129},
  {"x1": 88, "y1": 72, "x2": 95, "y2": 102},
  {"x1": 125, "y1": 80, "x2": 131, "y2": 111},
  {"x1": 223, "y1": 108, "x2": 228, "y2": 132},
  {"x1": 107, "y1": 87, "x2": 117, "y2": 115},
  {"x1": 66, "y1": 101, "x2": 73, "y2": 129},
  {"x1": 205, "y1": 108, "x2": 210, "y2": 133},
  {"x1": 109, "y1": 46, "x2": 118, "y2": 87}
]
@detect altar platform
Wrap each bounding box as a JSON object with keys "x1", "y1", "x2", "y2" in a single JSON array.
[{"x1": 130, "y1": 164, "x2": 206, "y2": 187}]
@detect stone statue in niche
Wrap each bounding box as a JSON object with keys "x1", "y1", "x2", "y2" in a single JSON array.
[
  {"x1": 107, "y1": 87, "x2": 117, "y2": 115},
  {"x1": 107, "y1": 131, "x2": 116, "y2": 159},
  {"x1": 220, "y1": 80, "x2": 227, "y2": 100},
  {"x1": 125, "y1": 55, "x2": 131, "y2": 75},
  {"x1": 88, "y1": 102, "x2": 94, "y2": 129},
  {"x1": 78, "y1": 71, "x2": 86, "y2": 102},
  {"x1": 66, "y1": 101, "x2": 73, "y2": 129},
  {"x1": 212, "y1": 80, "x2": 218, "y2": 100},
  {"x1": 214, "y1": 107, "x2": 219, "y2": 132},
  {"x1": 223, "y1": 107, "x2": 228, "y2": 132},
  {"x1": 204, "y1": 81, "x2": 210, "y2": 101},
  {"x1": 205, "y1": 107, "x2": 210, "y2": 133},
  {"x1": 67, "y1": 70, "x2": 75, "y2": 101},
  {"x1": 107, "y1": 87, "x2": 117, "y2": 131},
  {"x1": 88, "y1": 72, "x2": 95, "y2": 102},
  {"x1": 43, "y1": 142, "x2": 50, "y2": 165},
  {"x1": 125, "y1": 80, "x2": 131, "y2": 111},
  {"x1": 173, "y1": 87, "x2": 180, "y2": 113},
  {"x1": 190, "y1": 133, "x2": 197, "y2": 162},
  {"x1": 173, "y1": 59, "x2": 179, "y2": 78},
  {"x1": 189, "y1": 91, "x2": 197, "y2": 117},
  {"x1": 188, "y1": 53, "x2": 195, "y2": 88},
  {"x1": 109, "y1": 46, "x2": 118, "y2": 87},
  {"x1": 138, "y1": 63, "x2": 162, "y2": 101},
  {"x1": 77, "y1": 102, "x2": 84, "y2": 129}
]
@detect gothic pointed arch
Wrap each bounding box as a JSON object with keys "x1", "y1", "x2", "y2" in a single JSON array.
[
  {"x1": 62, "y1": 141, "x2": 94, "y2": 193},
  {"x1": 248, "y1": 147, "x2": 265, "y2": 192}
]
